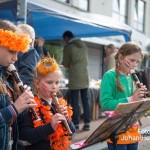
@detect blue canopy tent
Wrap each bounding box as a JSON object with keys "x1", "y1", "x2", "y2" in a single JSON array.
[
  {"x1": 0, "y1": 0, "x2": 17, "y2": 22},
  {"x1": 0, "y1": 0, "x2": 132, "y2": 41}
]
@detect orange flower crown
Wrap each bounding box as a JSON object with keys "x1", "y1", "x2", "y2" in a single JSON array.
[
  {"x1": 37, "y1": 57, "x2": 59, "y2": 75},
  {"x1": 0, "y1": 29, "x2": 30, "y2": 52}
]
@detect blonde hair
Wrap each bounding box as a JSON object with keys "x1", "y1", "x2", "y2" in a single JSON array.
[
  {"x1": 18, "y1": 24, "x2": 35, "y2": 40},
  {"x1": 115, "y1": 42, "x2": 143, "y2": 92},
  {"x1": 0, "y1": 20, "x2": 18, "y2": 31}
]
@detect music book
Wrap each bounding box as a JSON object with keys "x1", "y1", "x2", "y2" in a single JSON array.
[{"x1": 70, "y1": 98, "x2": 150, "y2": 150}]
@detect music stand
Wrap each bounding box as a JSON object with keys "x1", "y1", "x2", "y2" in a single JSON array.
[{"x1": 70, "y1": 98, "x2": 150, "y2": 150}]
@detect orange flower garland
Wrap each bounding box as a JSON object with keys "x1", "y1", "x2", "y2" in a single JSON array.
[
  {"x1": 0, "y1": 29, "x2": 30, "y2": 52},
  {"x1": 33, "y1": 96, "x2": 73, "y2": 150}
]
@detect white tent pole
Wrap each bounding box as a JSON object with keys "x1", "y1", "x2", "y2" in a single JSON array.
[{"x1": 17, "y1": 0, "x2": 27, "y2": 24}]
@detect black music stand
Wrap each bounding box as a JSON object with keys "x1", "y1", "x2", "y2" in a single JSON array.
[{"x1": 70, "y1": 98, "x2": 150, "y2": 150}]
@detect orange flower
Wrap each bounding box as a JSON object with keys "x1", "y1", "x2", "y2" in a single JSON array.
[
  {"x1": 32, "y1": 96, "x2": 73, "y2": 150},
  {"x1": 37, "y1": 57, "x2": 59, "y2": 75},
  {"x1": 0, "y1": 29, "x2": 30, "y2": 52},
  {"x1": 33, "y1": 120, "x2": 43, "y2": 128},
  {"x1": 59, "y1": 98, "x2": 67, "y2": 106},
  {"x1": 67, "y1": 106, "x2": 73, "y2": 120}
]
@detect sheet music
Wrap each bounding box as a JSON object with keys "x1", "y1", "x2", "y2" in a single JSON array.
[
  {"x1": 115, "y1": 98, "x2": 150, "y2": 115},
  {"x1": 70, "y1": 97, "x2": 150, "y2": 150}
]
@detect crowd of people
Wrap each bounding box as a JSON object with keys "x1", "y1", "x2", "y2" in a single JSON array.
[{"x1": 0, "y1": 19, "x2": 149, "y2": 150}]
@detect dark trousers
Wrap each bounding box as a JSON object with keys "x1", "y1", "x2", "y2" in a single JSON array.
[{"x1": 70, "y1": 88, "x2": 91, "y2": 125}]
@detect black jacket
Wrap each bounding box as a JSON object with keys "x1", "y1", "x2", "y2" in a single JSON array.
[
  {"x1": 14, "y1": 47, "x2": 39, "y2": 88},
  {"x1": 19, "y1": 98, "x2": 75, "y2": 150}
]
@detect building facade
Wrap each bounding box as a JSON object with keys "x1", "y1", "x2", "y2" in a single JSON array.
[{"x1": 41, "y1": 0, "x2": 150, "y2": 79}]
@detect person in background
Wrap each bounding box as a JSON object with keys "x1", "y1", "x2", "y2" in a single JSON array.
[
  {"x1": 136, "y1": 69, "x2": 149, "y2": 90},
  {"x1": 62, "y1": 31, "x2": 91, "y2": 131},
  {"x1": 100, "y1": 42, "x2": 148, "y2": 150},
  {"x1": 105, "y1": 44, "x2": 117, "y2": 71},
  {"x1": 19, "y1": 57, "x2": 75, "y2": 150},
  {"x1": 15, "y1": 24, "x2": 39, "y2": 89},
  {"x1": 34, "y1": 36, "x2": 49, "y2": 58},
  {"x1": 0, "y1": 19, "x2": 36, "y2": 150}
]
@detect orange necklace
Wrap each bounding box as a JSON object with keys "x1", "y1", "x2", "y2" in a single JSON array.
[{"x1": 33, "y1": 96, "x2": 73, "y2": 150}]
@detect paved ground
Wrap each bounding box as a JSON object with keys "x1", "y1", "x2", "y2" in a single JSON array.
[{"x1": 71, "y1": 116, "x2": 150, "y2": 150}]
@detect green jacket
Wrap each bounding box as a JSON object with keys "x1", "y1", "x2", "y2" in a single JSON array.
[
  {"x1": 100, "y1": 69, "x2": 134, "y2": 111},
  {"x1": 62, "y1": 38, "x2": 89, "y2": 90}
]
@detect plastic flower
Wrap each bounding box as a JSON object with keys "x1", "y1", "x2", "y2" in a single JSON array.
[
  {"x1": 37, "y1": 57, "x2": 59, "y2": 75},
  {"x1": 33, "y1": 96, "x2": 73, "y2": 150},
  {"x1": 0, "y1": 29, "x2": 30, "y2": 52}
]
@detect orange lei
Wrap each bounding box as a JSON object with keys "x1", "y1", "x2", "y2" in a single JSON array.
[{"x1": 33, "y1": 96, "x2": 73, "y2": 150}]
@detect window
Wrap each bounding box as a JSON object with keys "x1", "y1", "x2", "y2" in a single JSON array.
[
  {"x1": 133, "y1": 0, "x2": 145, "y2": 32},
  {"x1": 57, "y1": 0, "x2": 70, "y2": 3},
  {"x1": 113, "y1": 0, "x2": 128, "y2": 23},
  {"x1": 78, "y1": 0, "x2": 89, "y2": 11}
]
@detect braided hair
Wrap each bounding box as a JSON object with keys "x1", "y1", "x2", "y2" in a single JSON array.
[{"x1": 114, "y1": 42, "x2": 143, "y2": 92}]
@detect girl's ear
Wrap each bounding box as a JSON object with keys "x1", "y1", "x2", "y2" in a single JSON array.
[{"x1": 118, "y1": 54, "x2": 124, "y2": 62}]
